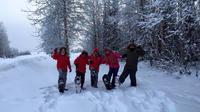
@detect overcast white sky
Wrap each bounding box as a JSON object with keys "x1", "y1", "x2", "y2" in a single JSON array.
[{"x1": 0, "y1": 0, "x2": 41, "y2": 51}]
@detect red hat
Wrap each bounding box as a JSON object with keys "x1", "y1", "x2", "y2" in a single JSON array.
[{"x1": 93, "y1": 48, "x2": 99, "y2": 53}]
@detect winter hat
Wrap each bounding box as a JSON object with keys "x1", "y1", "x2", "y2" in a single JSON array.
[
  {"x1": 127, "y1": 43, "x2": 136, "y2": 49},
  {"x1": 81, "y1": 50, "x2": 88, "y2": 56},
  {"x1": 93, "y1": 48, "x2": 99, "y2": 53},
  {"x1": 59, "y1": 47, "x2": 67, "y2": 55}
]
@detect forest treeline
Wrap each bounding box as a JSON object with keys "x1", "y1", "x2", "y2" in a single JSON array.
[
  {"x1": 0, "y1": 22, "x2": 31, "y2": 58},
  {"x1": 28, "y1": 0, "x2": 200, "y2": 74}
]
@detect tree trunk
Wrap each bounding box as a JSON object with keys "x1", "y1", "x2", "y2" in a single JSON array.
[{"x1": 63, "y1": 0, "x2": 69, "y2": 53}]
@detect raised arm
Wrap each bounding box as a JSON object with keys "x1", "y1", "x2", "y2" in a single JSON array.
[
  {"x1": 136, "y1": 46, "x2": 145, "y2": 57},
  {"x1": 51, "y1": 48, "x2": 59, "y2": 60}
]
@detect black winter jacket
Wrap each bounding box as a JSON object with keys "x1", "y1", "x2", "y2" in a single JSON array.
[{"x1": 122, "y1": 46, "x2": 145, "y2": 71}]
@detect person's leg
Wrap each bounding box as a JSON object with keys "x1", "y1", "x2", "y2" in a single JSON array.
[
  {"x1": 76, "y1": 71, "x2": 80, "y2": 77},
  {"x1": 107, "y1": 68, "x2": 113, "y2": 82},
  {"x1": 58, "y1": 69, "x2": 66, "y2": 92},
  {"x1": 81, "y1": 73, "x2": 85, "y2": 89},
  {"x1": 75, "y1": 71, "x2": 81, "y2": 86},
  {"x1": 111, "y1": 68, "x2": 119, "y2": 88},
  {"x1": 119, "y1": 67, "x2": 129, "y2": 84},
  {"x1": 63, "y1": 71, "x2": 67, "y2": 87},
  {"x1": 76, "y1": 71, "x2": 85, "y2": 88},
  {"x1": 129, "y1": 70, "x2": 137, "y2": 86},
  {"x1": 94, "y1": 70, "x2": 98, "y2": 88},
  {"x1": 90, "y1": 69, "x2": 94, "y2": 86},
  {"x1": 90, "y1": 69, "x2": 98, "y2": 87},
  {"x1": 58, "y1": 69, "x2": 65, "y2": 84}
]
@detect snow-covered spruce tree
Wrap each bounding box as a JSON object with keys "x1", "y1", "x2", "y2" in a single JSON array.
[
  {"x1": 175, "y1": 0, "x2": 200, "y2": 74},
  {"x1": 28, "y1": 0, "x2": 82, "y2": 54},
  {"x1": 40, "y1": 18, "x2": 65, "y2": 53},
  {"x1": 197, "y1": 0, "x2": 200, "y2": 23},
  {"x1": 136, "y1": 0, "x2": 175, "y2": 65},
  {"x1": 80, "y1": 0, "x2": 104, "y2": 52},
  {"x1": 0, "y1": 22, "x2": 10, "y2": 58},
  {"x1": 118, "y1": 0, "x2": 137, "y2": 50},
  {"x1": 102, "y1": 0, "x2": 122, "y2": 51},
  {"x1": 136, "y1": 0, "x2": 200, "y2": 73},
  {"x1": 118, "y1": 0, "x2": 147, "y2": 51}
]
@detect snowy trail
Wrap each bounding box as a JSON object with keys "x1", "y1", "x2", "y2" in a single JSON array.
[
  {"x1": 39, "y1": 82, "x2": 175, "y2": 112},
  {"x1": 0, "y1": 53, "x2": 199, "y2": 112}
]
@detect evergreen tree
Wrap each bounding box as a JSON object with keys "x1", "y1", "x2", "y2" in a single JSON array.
[{"x1": 0, "y1": 22, "x2": 10, "y2": 57}]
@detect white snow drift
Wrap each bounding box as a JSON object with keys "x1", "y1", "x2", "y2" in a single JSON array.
[{"x1": 0, "y1": 53, "x2": 199, "y2": 112}]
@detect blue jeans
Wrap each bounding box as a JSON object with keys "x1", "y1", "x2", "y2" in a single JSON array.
[
  {"x1": 76, "y1": 71, "x2": 85, "y2": 88},
  {"x1": 58, "y1": 69, "x2": 67, "y2": 86},
  {"x1": 107, "y1": 67, "x2": 119, "y2": 88}
]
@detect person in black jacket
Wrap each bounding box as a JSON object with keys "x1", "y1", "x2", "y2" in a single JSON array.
[{"x1": 119, "y1": 43, "x2": 145, "y2": 87}]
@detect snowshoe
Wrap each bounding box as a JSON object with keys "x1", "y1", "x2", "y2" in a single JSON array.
[
  {"x1": 58, "y1": 79, "x2": 65, "y2": 93},
  {"x1": 102, "y1": 74, "x2": 112, "y2": 90},
  {"x1": 91, "y1": 69, "x2": 98, "y2": 88},
  {"x1": 74, "y1": 76, "x2": 81, "y2": 93}
]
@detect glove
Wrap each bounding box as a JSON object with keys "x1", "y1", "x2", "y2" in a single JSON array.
[
  {"x1": 136, "y1": 46, "x2": 145, "y2": 56},
  {"x1": 88, "y1": 60, "x2": 93, "y2": 64}
]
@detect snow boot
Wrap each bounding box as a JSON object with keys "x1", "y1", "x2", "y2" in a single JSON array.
[
  {"x1": 58, "y1": 78, "x2": 65, "y2": 93},
  {"x1": 115, "y1": 75, "x2": 120, "y2": 88},
  {"x1": 75, "y1": 76, "x2": 81, "y2": 93}
]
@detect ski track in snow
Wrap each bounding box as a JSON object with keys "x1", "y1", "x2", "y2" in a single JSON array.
[{"x1": 0, "y1": 53, "x2": 199, "y2": 112}]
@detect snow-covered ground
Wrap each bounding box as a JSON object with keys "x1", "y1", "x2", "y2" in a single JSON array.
[{"x1": 0, "y1": 53, "x2": 199, "y2": 112}]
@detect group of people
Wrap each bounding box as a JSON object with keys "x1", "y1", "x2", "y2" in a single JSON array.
[{"x1": 52, "y1": 42, "x2": 145, "y2": 92}]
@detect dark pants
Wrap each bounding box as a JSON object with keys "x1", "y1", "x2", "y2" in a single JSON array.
[
  {"x1": 58, "y1": 69, "x2": 67, "y2": 88},
  {"x1": 119, "y1": 67, "x2": 137, "y2": 86},
  {"x1": 90, "y1": 69, "x2": 98, "y2": 88},
  {"x1": 107, "y1": 67, "x2": 119, "y2": 88},
  {"x1": 76, "y1": 71, "x2": 85, "y2": 88}
]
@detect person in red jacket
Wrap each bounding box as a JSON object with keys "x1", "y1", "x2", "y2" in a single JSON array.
[
  {"x1": 103, "y1": 48, "x2": 121, "y2": 89},
  {"x1": 89, "y1": 48, "x2": 102, "y2": 88},
  {"x1": 52, "y1": 47, "x2": 72, "y2": 92},
  {"x1": 74, "y1": 50, "x2": 89, "y2": 90}
]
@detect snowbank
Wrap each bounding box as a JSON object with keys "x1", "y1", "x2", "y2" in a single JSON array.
[
  {"x1": 0, "y1": 53, "x2": 199, "y2": 112},
  {"x1": 40, "y1": 87, "x2": 176, "y2": 112}
]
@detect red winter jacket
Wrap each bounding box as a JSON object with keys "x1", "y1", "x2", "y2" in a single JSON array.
[
  {"x1": 52, "y1": 53, "x2": 71, "y2": 72},
  {"x1": 74, "y1": 54, "x2": 89, "y2": 74},
  {"x1": 103, "y1": 51, "x2": 121, "y2": 68},
  {"x1": 89, "y1": 53, "x2": 102, "y2": 72}
]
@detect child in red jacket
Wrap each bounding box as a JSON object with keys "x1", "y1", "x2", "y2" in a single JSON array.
[
  {"x1": 52, "y1": 47, "x2": 72, "y2": 92},
  {"x1": 103, "y1": 48, "x2": 121, "y2": 89},
  {"x1": 89, "y1": 48, "x2": 102, "y2": 88},
  {"x1": 74, "y1": 51, "x2": 89, "y2": 90}
]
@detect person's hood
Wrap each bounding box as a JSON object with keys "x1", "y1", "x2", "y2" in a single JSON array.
[{"x1": 93, "y1": 48, "x2": 99, "y2": 53}]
